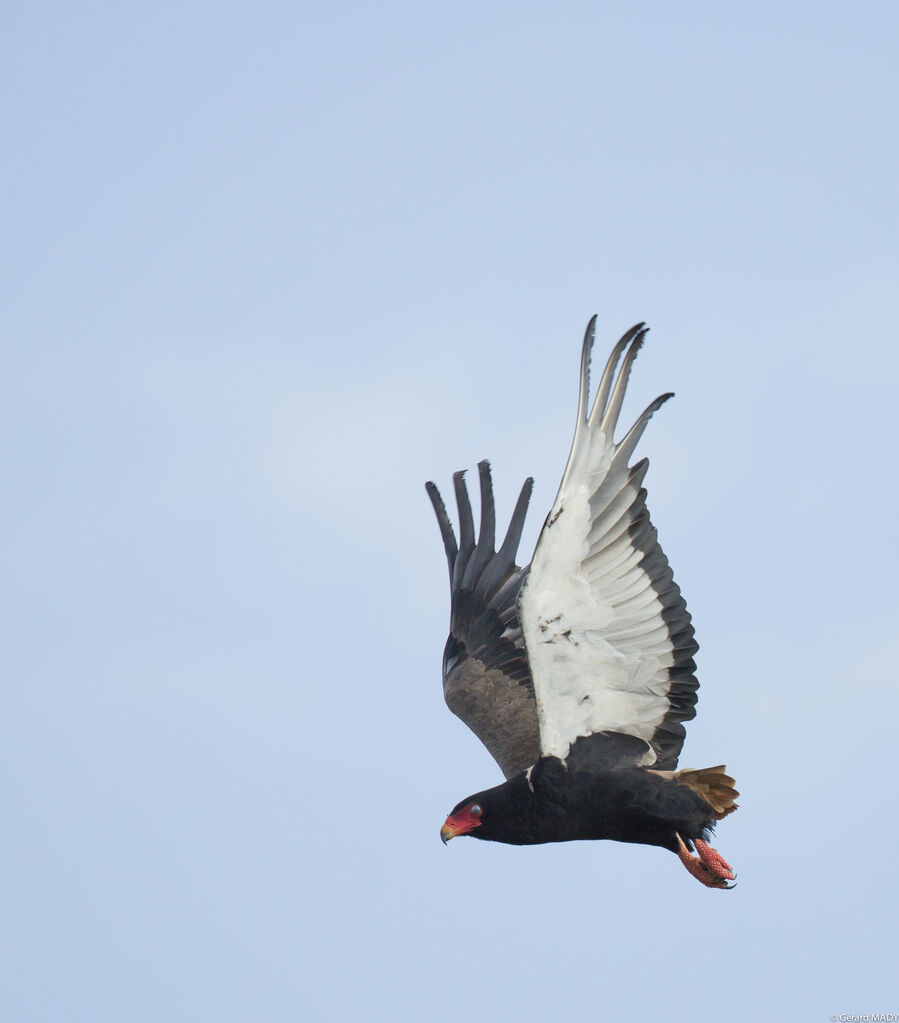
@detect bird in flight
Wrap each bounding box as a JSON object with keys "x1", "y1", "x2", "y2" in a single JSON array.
[{"x1": 426, "y1": 318, "x2": 738, "y2": 889}]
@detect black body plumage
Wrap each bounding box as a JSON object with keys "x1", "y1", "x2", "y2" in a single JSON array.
[{"x1": 451, "y1": 735, "x2": 716, "y2": 852}]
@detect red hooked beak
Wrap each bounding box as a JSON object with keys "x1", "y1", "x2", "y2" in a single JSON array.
[{"x1": 440, "y1": 809, "x2": 482, "y2": 844}]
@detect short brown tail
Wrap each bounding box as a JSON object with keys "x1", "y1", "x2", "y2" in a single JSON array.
[{"x1": 674, "y1": 765, "x2": 739, "y2": 820}]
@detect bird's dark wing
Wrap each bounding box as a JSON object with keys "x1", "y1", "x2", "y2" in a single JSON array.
[
  {"x1": 426, "y1": 462, "x2": 539, "y2": 780},
  {"x1": 519, "y1": 319, "x2": 699, "y2": 772}
]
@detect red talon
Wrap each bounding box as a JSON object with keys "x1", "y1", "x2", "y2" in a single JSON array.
[
  {"x1": 694, "y1": 839, "x2": 734, "y2": 878},
  {"x1": 676, "y1": 833, "x2": 736, "y2": 889}
]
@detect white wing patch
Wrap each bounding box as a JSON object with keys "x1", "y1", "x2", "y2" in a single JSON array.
[{"x1": 520, "y1": 321, "x2": 686, "y2": 765}]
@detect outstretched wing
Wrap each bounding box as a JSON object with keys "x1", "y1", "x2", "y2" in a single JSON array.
[
  {"x1": 519, "y1": 319, "x2": 699, "y2": 771},
  {"x1": 426, "y1": 462, "x2": 540, "y2": 779}
]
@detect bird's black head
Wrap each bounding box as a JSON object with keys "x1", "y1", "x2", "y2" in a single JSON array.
[
  {"x1": 440, "y1": 775, "x2": 537, "y2": 845},
  {"x1": 440, "y1": 797, "x2": 484, "y2": 843}
]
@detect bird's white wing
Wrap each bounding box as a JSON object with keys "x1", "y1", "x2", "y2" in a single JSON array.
[{"x1": 518, "y1": 320, "x2": 699, "y2": 770}]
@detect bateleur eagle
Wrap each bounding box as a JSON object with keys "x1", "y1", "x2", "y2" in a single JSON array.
[{"x1": 426, "y1": 319, "x2": 739, "y2": 889}]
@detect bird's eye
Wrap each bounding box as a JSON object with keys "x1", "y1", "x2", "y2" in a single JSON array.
[{"x1": 470, "y1": 804, "x2": 482, "y2": 817}]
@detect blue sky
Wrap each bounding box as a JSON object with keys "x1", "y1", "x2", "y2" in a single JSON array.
[{"x1": 3, "y1": 3, "x2": 898, "y2": 1020}]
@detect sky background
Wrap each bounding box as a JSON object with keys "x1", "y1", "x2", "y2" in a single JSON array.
[{"x1": 3, "y1": 2, "x2": 898, "y2": 1020}]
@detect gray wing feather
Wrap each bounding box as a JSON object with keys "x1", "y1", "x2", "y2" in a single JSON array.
[
  {"x1": 426, "y1": 463, "x2": 539, "y2": 779},
  {"x1": 590, "y1": 330, "x2": 699, "y2": 768}
]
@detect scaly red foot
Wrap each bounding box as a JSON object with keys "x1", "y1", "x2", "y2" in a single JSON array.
[{"x1": 676, "y1": 833, "x2": 736, "y2": 889}]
